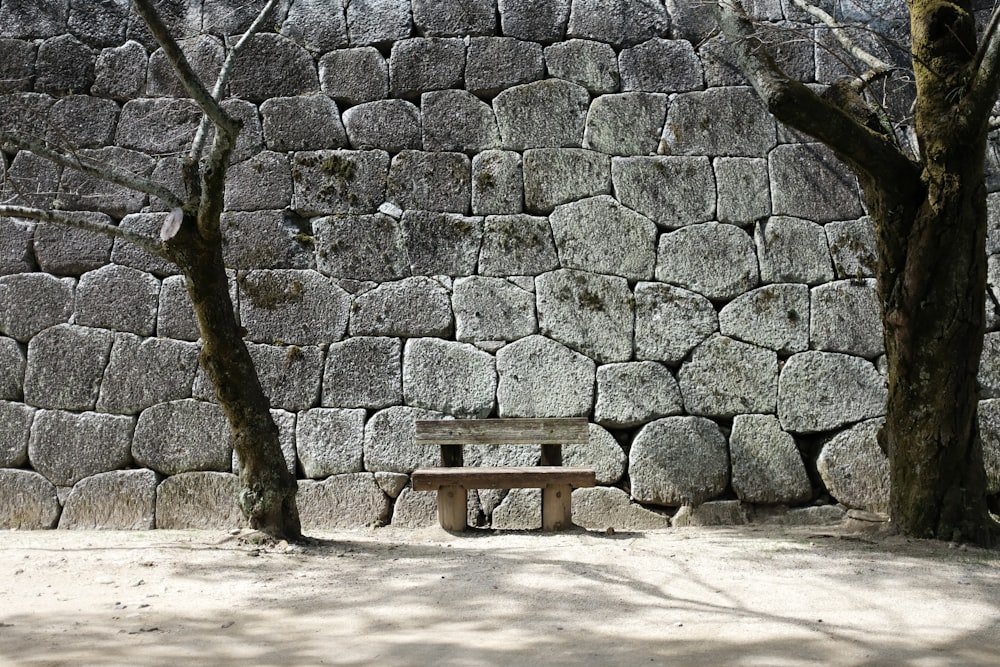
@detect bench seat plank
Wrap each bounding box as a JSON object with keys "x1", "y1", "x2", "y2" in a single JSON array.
[
  {"x1": 411, "y1": 466, "x2": 596, "y2": 491},
  {"x1": 414, "y1": 418, "x2": 589, "y2": 445}
]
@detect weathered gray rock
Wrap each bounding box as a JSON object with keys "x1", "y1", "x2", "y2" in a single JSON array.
[
  {"x1": 421, "y1": 89, "x2": 500, "y2": 153},
  {"x1": 281, "y1": 0, "x2": 348, "y2": 52},
  {"x1": 977, "y1": 399, "x2": 1000, "y2": 493},
  {"x1": 453, "y1": 276, "x2": 537, "y2": 342},
  {"x1": 619, "y1": 38, "x2": 702, "y2": 93},
  {"x1": 32, "y1": 215, "x2": 115, "y2": 275},
  {"x1": 572, "y1": 486, "x2": 671, "y2": 530},
  {"x1": 349, "y1": 277, "x2": 453, "y2": 337},
  {"x1": 146, "y1": 157, "x2": 186, "y2": 213},
  {"x1": 323, "y1": 336, "x2": 402, "y2": 409},
  {"x1": 155, "y1": 472, "x2": 242, "y2": 530},
  {"x1": 714, "y1": 157, "x2": 771, "y2": 225},
  {"x1": 567, "y1": 0, "x2": 670, "y2": 46},
  {"x1": 298, "y1": 473, "x2": 392, "y2": 529},
  {"x1": 401, "y1": 211, "x2": 481, "y2": 274},
  {"x1": 0, "y1": 0, "x2": 66, "y2": 38},
  {"x1": 156, "y1": 273, "x2": 238, "y2": 342},
  {"x1": 661, "y1": 87, "x2": 776, "y2": 157},
  {"x1": 730, "y1": 414, "x2": 812, "y2": 504},
  {"x1": 363, "y1": 405, "x2": 447, "y2": 473},
  {"x1": 0, "y1": 337, "x2": 24, "y2": 401},
  {"x1": 195, "y1": 342, "x2": 322, "y2": 411},
  {"x1": 1, "y1": 148, "x2": 60, "y2": 210},
  {"x1": 59, "y1": 469, "x2": 158, "y2": 530},
  {"x1": 755, "y1": 505, "x2": 847, "y2": 526},
  {"x1": 769, "y1": 143, "x2": 865, "y2": 222},
  {"x1": 58, "y1": 146, "x2": 153, "y2": 217},
  {"x1": 202, "y1": 0, "x2": 293, "y2": 37},
  {"x1": 810, "y1": 279, "x2": 884, "y2": 358},
  {"x1": 778, "y1": 351, "x2": 887, "y2": 433},
  {"x1": 472, "y1": 150, "x2": 523, "y2": 215},
  {"x1": 826, "y1": 217, "x2": 878, "y2": 279},
  {"x1": 224, "y1": 98, "x2": 267, "y2": 164},
  {"x1": 630, "y1": 416, "x2": 729, "y2": 507},
  {"x1": 494, "y1": 79, "x2": 590, "y2": 150},
  {"x1": 229, "y1": 33, "x2": 319, "y2": 101},
  {"x1": 238, "y1": 269, "x2": 351, "y2": 345},
  {"x1": 0, "y1": 92, "x2": 54, "y2": 148},
  {"x1": 719, "y1": 284, "x2": 810, "y2": 354},
  {"x1": 634, "y1": 282, "x2": 718, "y2": 363},
  {"x1": 550, "y1": 195, "x2": 656, "y2": 280},
  {"x1": 817, "y1": 418, "x2": 890, "y2": 513},
  {"x1": 346, "y1": 0, "x2": 412, "y2": 45},
  {"x1": 537, "y1": 269, "x2": 634, "y2": 363},
  {"x1": 544, "y1": 39, "x2": 619, "y2": 93},
  {"x1": 595, "y1": 362, "x2": 682, "y2": 428},
  {"x1": 613, "y1": 156, "x2": 716, "y2": 228},
  {"x1": 24, "y1": 324, "x2": 112, "y2": 411},
  {"x1": 980, "y1": 333, "x2": 1000, "y2": 399},
  {"x1": 0, "y1": 469, "x2": 60, "y2": 529},
  {"x1": 115, "y1": 98, "x2": 202, "y2": 155},
  {"x1": 225, "y1": 152, "x2": 293, "y2": 212},
  {"x1": 314, "y1": 214, "x2": 409, "y2": 282},
  {"x1": 672, "y1": 500, "x2": 747, "y2": 526},
  {"x1": 295, "y1": 407, "x2": 366, "y2": 478},
  {"x1": 403, "y1": 338, "x2": 496, "y2": 418},
  {"x1": 260, "y1": 94, "x2": 347, "y2": 152},
  {"x1": 0, "y1": 274, "x2": 74, "y2": 342},
  {"x1": 35, "y1": 34, "x2": 95, "y2": 96},
  {"x1": 28, "y1": 409, "x2": 134, "y2": 486},
  {"x1": 375, "y1": 471, "x2": 410, "y2": 498},
  {"x1": 291, "y1": 149, "x2": 390, "y2": 216},
  {"x1": 0, "y1": 400, "x2": 34, "y2": 467},
  {"x1": 499, "y1": 0, "x2": 570, "y2": 42},
  {"x1": 412, "y1": 0, "x2": 494, "y2": 36},
  {"x1": 387, "y1": 152, "x2": 471, "y2": 213},
  {"x1": 479, "y1": 215, "x2": 559, "y2": 276},
  {"x1": 319, "y1": 47, "x2": 389, "y2": 104},
  {"x1": 221, "y1": 210, "x2": 312, "y2": 270},
  {"x1": 125, "y1": 0, "x2": 200, "y2": 49},
  {"x1": 491, "y1": 488, "x2": 542, "y2": 529},
  {"x1": 112, "y1": 213, "x2": 181, "y2": 277},
  {"x1": 584, "y1": 92, "x2": 667, "y2": 156},
  {"x1": 97, "y1": 334, "x2": 199, "y2": 415},
  {"x1": 496, "y1": 335, "x2": 595, "y2": 417},
  {"x1": 391, "y1": 486, "x2": 439, "y2": 527},
  {"x1": 563, "y1": 423, "x2": 627, "y2": 484},
  {"x1": 92, "y1": 40, "x2": 147, "y2": 100},
  {"x1": 655, "y1": 222, "x2": 760, "y2": 300},
  {"x1": 666, "y1": 0, "x2": 723, "y2": 42},
  {"x1": 146, "y1": 35, "x2": 223, "y2": 97},
  {"x1": 755, "y1": 216, "x2": 834, "y2": 285},
  {"x1": 679, "y1": 336, "x2": 778, "y2": 418},
  {"x1": 46, "y1": 95, "x2": 118, "y2": 148},
  {"x1": 0, "y1": 38, "x2": 35, "y2": 93},
  {"x1": 133, "y1": 399, "x2": 232, "y2": 475},
  {"x1": 230, "y1": 408, "x2": 297, "y2": 476},
  {"x1": 74, "y1": 265, "x2": 159, "y2": 336},
  {"x1": 0, "y1": 218, "x2": 34, "y2": 275},
  {"x1": 389, "y1": 37, "x2": 465, "y2": 98},
  {"x1": 466, "y1": 37, "x2": 544, "y2": 96},
  {"x1": 523, "y1": 149, "x2": 611, "y2": 214},
  {"x1": 343, "y1": 99, "x2": 421, "y2": 152}
]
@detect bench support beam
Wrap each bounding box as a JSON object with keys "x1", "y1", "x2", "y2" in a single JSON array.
[
  {"x1": 541, "y1": 484, "x2": 572, "y2": 530},
  {"x1": 438, "y1": 484, "x2": 468, "y2": 532}
]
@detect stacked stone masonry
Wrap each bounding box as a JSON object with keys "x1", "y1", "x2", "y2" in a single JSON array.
[{"x1": 1, "y1": 0, "x2": 999, "y2": 531}]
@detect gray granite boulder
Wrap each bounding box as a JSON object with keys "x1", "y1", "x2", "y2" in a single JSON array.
[
  {"x1": 349, "y1": 277, "x2": 453, "y2": 338},
  {"x1": 496, "y1": 335, "x2": 595, "y2": 417},
  {"x1": 0, "y1": 400, "x2": 34, "y2": 467},
  {"x1": 115, "y1": 98, "x2": 202, "y2": 155},
  {"x1": 0, "y1": 273, "x2": 74, "y2": 342},
  {"x1": 147, "y1": 36, "x2": 222, "y2": 97},
  {"x1": 718, "y1": 284, "x2": 810, "y2": 354},
  {"x1": 35, "y1": 34, "x2": 95, "y2": 96},
  {"x1": 92, "y1": 40, "x2": 147, "y2": 100},
  {"x1": 595, "y1": 361, "x2": 683, "y2": 428},
  {"x1": 810, "y1": 279, "x2": 884, "y2": 359},
  {"x1": 2, "y1": 148, "x2": 61, "y2": 210},
  {"x1": 0, "y1": 469, "x2": 60, "y2": 529},
  {"x1": 319, "y1": 46, "x2": 389, "y2": 104},
  {"x1": 572, "y1": 486, "x2": 671, "y2": 530},
  {"x1": 817, "y1": 418, "x2": 890, "y2": 513},
  {"x1": 523, "y1": 149, "x2": 611, "y2": 214},
  {"x1": 343, "y1": 99, "x2": 421, "y2": 152},
  {"x1": 536, "y1": 269, "x2": 634, "y2": 364},
  {"x1": 778, "y1": 351, "x2": 887, "y2": 433},
  {"x1": 672, "y1": 500, "x2": 747, "y2": 527},
  {"x1": 730, "y1": 414, "x2": 812, "y2": 504},
  {"x1": 754, "y1": 505, "x2": 847, "y2": 526},
  {"x1": 567, "y1": 0, "x2": 670, "y2": 47},
  {"x1": 0, "y1": 218, "x2": 34, "y2": 276},
  {"x1": 260, "y1": 94, "x2": 348, "y2": 151},
  {"x1": 976, "y1": 399, "x2": 1000, "y2": 493},
  {"x1": 826, "y1": 217, "x2": 878, "y2": 279},
  {"x1": 314, "y1": 213, "x2": 410, "y2": 282},
  {"x1": 769, "y1": 143, "x2": 865, "y2": 222},
  {"x1": 466, "y1": 37, "x2": 545, "y2": 96},
  {"x1": 755, "y1": 216, "x2": 834, "y2": 284},
  {"x1": 230, "y1": 408, "x2": 298, "y2": 477},
  {"x1": 619, "y1": 37, "x2": 702, "y2": 92},
  {"x1": 413, "y1": 0, "x2": 495, "y2": 36},
  {"x1": 220, "y1": 210, "x2": 313, "y2": 270},
  {"x1": 389, "y1": 37, "x2": 465, "y2": 98},
  {"x1": 296, "y1": 407, "x2": 366, "y2": 478},
  {"x1": 563, "y1": 423, "x2": 628, "y2": 485},
  {"x1": 479, "y1": 215, "x2": 559, "y2": 276},
  {"x1": 387, "y1": 151, "x2": 471, "y2": 213},
  {"x1": 630, "y1": 416, "x2": 729, "y2": 506},
  {"x1": 401, "y1": 211, "x2": 482, "y2": 275},
  {"x1": 322, "y1": 336, "x2": 403, "y2": 409},
  {"x1": 281, "y1": 0, "x2": 348, "y2": 52},
  {"x1": 422, "y1": 89, "x2": 500, "y2": 153},
  {"x1": 238, "y1": 269, "x2": 351, "y2": 345},
  {"x1": 491, "y1": 487, "x2": 542, "y2": 530},
  {"x1": 32, "y1": 215, "x2": 115, "y2": 275},
  {"x1": 132, "y1": 399, "x2": 232, "y2": 475},
  {"x1": 155, "y1": 471, "x2": 243, "y2": 530},
  {"x1": 113, "y1": 214, "x2": 180, "y2": 276},
  {"x1": 58, "y1": 146, "x2": 153, "y2": 217},
  {"x1": 376, "y1": 471, "x2": 410, "y2": 498},
  {"x1": 74, "y1": 264, "x2": 159, "y2": 336},
  {"x1": 403, "y1": 338, "x2": 497, "y2": 418},
  {"x1": 655, "y1": 222, "x2": 760, "y2": 300},
  {"x1": 1, "y1": 2, "x2": 65, "y2": 38},
  {"x1": 679, "y1": 336, "x2": 778, "y2": 418},
  {"x1": 24, "y1": 324, "x2": 113, "y2": 411},
  {"x1": 499, "y1": 0, "x2": 570, "y2": 42},
  {"x1": 550, "y1": 195, "x2": 656, "y2": 280},
  {"x1": 58, "y1": 469, "x2": 158, "y2": 530},
  {"x1": 453, "y1": 276, "x2": 537, "y2": 342},
  {"x1": 391, "y1": 486, "x2": 439, "y2": 527},
  {"x1": 612, "y1": 156, "x2": 716, "y2": 228},
  {"x1": 714, "y1": 157, "x2": 771, "y2": 225},
  {"x1": 156, "y1": 273, "x2": 239, "y2": 342},
  {"x1": 634, "y1": 281, "x2": 718, "y2": 363},
  {"x1": 291, "y1": 149, "x2": 390, "y2": 216},
  {"x1": 46, "y1": 95, "x2": 119, "y2": 148},
  {"x1": 298, "y1": 473, "x2": 392, "y2": 529},
  {"x1": 584, "y1": 92, "x2": 668, "y2": 156},
  {"x1": 346, "y1": 0, "x2": 413, "y2": 46},
  {"x1": 0, "y1": 337, "x2": 25, "y2": 401},
  {"x1": 472, "y1": 150, "x2": 524, "y2": 215},
  {"x1": 202, "y1": 0, "x2": 294, "y2": 38},
  {"x1": 28, "y1": 409, "x2": 134, "y2": 486},
  {"x1": 979, "y1": 333, "x2": 1000, "y2": 399},
  {"x1": 661, "y1": 87, "x2": 776, "y2": 157},
  {"x1": 96, "y1": 334, "x2": 199, "y2": 415},
  {"x1": 194, "y1": 342, "x2": 322, "y2": 411},
  {"x1": 229, "y1": 33, "x2": 319, "y2": 101},
  {"x1": 363, "y1": 405, "x2": 447, "y2": 473},
  {"x1": 494, "y1": 79, "x2": 590, "y2": 150},
  {"x1": 543, "y1": 39, "x2": 619, "y2": 93},
  {"x1": 0, "y1": 38, "x2": 34, "y2": 93}
]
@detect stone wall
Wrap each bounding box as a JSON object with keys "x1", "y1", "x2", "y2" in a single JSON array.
[{"x1": 1, "y1": 0, "x2": 999, "y2": 531}]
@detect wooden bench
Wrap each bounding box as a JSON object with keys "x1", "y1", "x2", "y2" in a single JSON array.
[{"x1": 411, "y1": 418, "x2": 596, "y2": 532}]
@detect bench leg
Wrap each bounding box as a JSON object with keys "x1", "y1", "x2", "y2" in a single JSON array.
[
  {"x1": 437, "y1": 485, "x2": 467, "y2": 532},
  {"x1": 541, "y1": 484, "x2": 573, "y2": 530}
]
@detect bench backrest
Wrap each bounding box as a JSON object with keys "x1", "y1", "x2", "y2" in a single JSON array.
[{"x1": 414, "y1": 418, "x2": 589, "y2": 467}]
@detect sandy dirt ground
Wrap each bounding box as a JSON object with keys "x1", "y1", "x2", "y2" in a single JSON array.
[{"x1": 0, "y1": 522, "x2": 998, "y2": 667}]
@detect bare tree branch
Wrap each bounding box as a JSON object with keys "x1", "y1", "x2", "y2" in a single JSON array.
[
  {"x1": 968, "y1": 6, "x2": 1000, "y2": 128},
  {"x1": 0, "y1": 205, "x2": 167, "y2": 257}
]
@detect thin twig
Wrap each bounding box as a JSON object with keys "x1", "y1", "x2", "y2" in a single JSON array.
[
  {"x1": 0, "y1": 204, "x2": 167, "y2": 257},
  {"x1": 792, "y1": 0, "x2": 894, "y2": 90}
]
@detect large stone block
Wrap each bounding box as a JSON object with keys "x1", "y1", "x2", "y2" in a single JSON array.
[
  {"x1": 222, "y1": 98, "x2": 267, "y2": 164},
  {"x1": 363, "y1": 405, "x2": 447, "y2": 473},
  {"x1": 194, "y1": 342, "x2": 323, "y2": 411},
  {"x1": 0, "y1": 400, "x2": 34, "y2": 467},
  {"x1": 655, "y1": 222, "x2": 760, "y2": 300},
  {"x1": 132, "y1": 399, "x2": 233, "y2": 475},
  {"x1": 388, "y1": 37, "x2": 465, "y2": 98},
  {"x1": 619, "y1": 38, "x2": 702, "y2": 93},
  {"x1": 979, "y1": 333, "x2": 1000, "y2": 399},
  {"x1": 281, "y1": 0, "x2": 348, "y2": 52},
  {"x1": 630, "y1": 416, "x2": 729, "y2": 507},
  {"x1": 661, "y1": 87, "x2": 776, "y2": 157},
  {"x1": 755, "y1": 216, "x2": 834, "y2": 285},
  {"x1": 125, "y1": 0, "x2": 201, "y2": 49},
  {"x1": 115, "y1": 98, "x2": 202, "y2": 155},
  {"x1": 494, "y1": 79, "x2": 590, "y2": 150},
  {"x1": 778, "y1": 351, "x2": 887, "y2": 433},
  {"x1": 298, "y1": 473, "x2": 392, "y2": 529},
  {"x1": 296, "y1": 407, "x2": 366, "y2": 478},
  {"x1": 291, "y1": 149, "x2": 390, "y2": 216},
  {"x1": 566, "y1": 0, "x2": 670, "y2": 47},
  {"x1": 67, "y1": 0, "x2": 125, "y2": 45},
  {"x1": 391, "y1": 486, "x2": 439, "y2": 527},
  {"x1": 719, "y1": 284, "x2": 810, "y2": 354},
  {"x1": 146, "y1": 34, "x2": 223, "y2": 96},
  {"x1": 412, "y1": 0, "x2": 495, "y2": 36},
  {"x1": 0, "y1": 218, "x2": 34, "y2": 276},
  {"x1": 0, "y1": 0, "x2": 66, "y2": 38},
  {"x1": 826, "y1": 217, "x2": 878, "y2": 279},
  {"x1": 346, "y1": 0, "x2": 413, "y2": 46},
  {"x1": 220, "y1": 210, "x2": 312, "y2": 270},
  {"x1": 730, "y1": 414, "x2": 812, "y2": 504},
  {"x1": 58, "y1": 146, "x2": 153, "y2": 217},
  {"x1": 238, "y1": 269, "x2": 351, "y2": 345},
  {"x1": 714, "y1": 157, "x2": 771, "y2": 225},
  {"x1": 491, "y1": 487, "x2": 542, "y2": 529},
  {"x1": 679, "y1": 336, "x2": 778, "y2": 418},
  {"x1": 323, "y1": 336, "x2": 403, "y2": 409},
  {"x1": 523, "y1": 149, "x2": 611, "y2": 214},
  {"x1": 224, "y1": 151, "x2": 294, "y2": 211},
  {"x1": 24, "y1": 324, "x2": 113, "y2": 411},
  {"x1": 32, "y1": 214, "x2": 115, "y2": 275},
  {"x1": 562, "y1": 423, "x2": 627, "y2": 484},
  {"x1": 496, "y1": 335, "x2": 595, "y2": 417},
  {"x1": 583, "y1": 92, "x2": 667, "y2": 156},
  {"x1": 499, "y1": 0, "x2": 570, "y2": 42},
  {"x1": 74, "y1": 265, "x2": 159, "y2": 336},
  {"x1": 261, "y1": 94, "x2": 348, "y2": 152},
  {"x1": 112, "y1": 213, "x2": 181, "y2": 277},
  {"x1": 401, "y1": 211, "x2": 481, "y2": 275},
  {"x1": 342, "y1": 99, "x2": 421, "y2": 152},
  {"x1": 28, "y1": 409, "x2": 134, "y2": 486},
  {"x1": 0, "y1": 337, "x2": 24, "y2": 401},
  {"x1": 810, "y1": 279, "x2": 884, "y2": 359},
  {"x1": 403, "y1": 338, "x2": 497, "y2": 418},
  {"x1": 349, "y1": 277, "x2": 453, "y2": 338},
  {"x1": 46, "y1": 95, "x2": 119, "y2": 148},
  {"x1": 202, "y1": 0, "x2": 293, "y2": 37},
  {"x1": 0, "y1": 273, "x2": 74, "y2": 342},
  {"x1": 634, "y1": 282, "x2": 718, "y2": 363},
  {"x1": 612, "y1": 156, "x2": 715, "y2": 228},
  {"x1": 549, "y1": 195, "x2": 656, "y2": 280},
  {"x1": 453, "y1": 276, "x2": 537, "y2": 342},
  {"x1": 466, "y1": 37, "x2": 544, "y2": 96},
  {"x1": 155, "y1": 472, "x2": 242, "y2": 530},
  {"x1": 97, "y1": 334, "x2": 199, "y2": 415},
  {"x1": 92, "y1": 40, "x2": 147, "y2": 100},
  {"x1": 319, "y1": 47, "x2": 389, "y2": 104},
  {"x1": 817, "y1": 418, "x2": 889, "y2": 513},
  {"x1": 156, "y1": 273, "x2": 239, "y2": 342},
  {"x1": 1, "y1": 147, "x2": 60, "y2": 210},
  {"x1": 537, "y1": 269, "x2": 634, "y2": 364},
  {"x1": 595, "y1": 361, "x2": 682, "y2": 428},
  {"x1": 229, "y1": 33, "x2": 319, "y2": 102},
  {"x1": 0, "y1": 469, "x2": 60, "y2": 529},
  {"x1": 472, "y1": 152, "x2": 524, "y2": 216},
  {"x1": 479, "y1": 214, "x2": 559, "y2": 276},
  {"x1": 0, "y1": 92, "x2": 54, "y2": 147},
  {"x1": 572, "y1": 486, "x2": 671, "y2": 530},
  {"x1": 422, "y1": 89, "x2": 500, "y2": 153},
  {"x1": 672, "y1": 500, "x2": 747, "y2": 526},
  {"x1": 314, "y1": 214, "x2": 410, "y2": 282},
  {"x1": 769, "y1": 143, "x2": 865, "y2": 222},
  {"x1": 977, "y1": 399, "x2": 1000, "y2": 493},
  {"x1": 35, "y1": 34, "x2": 95, "y2": 96},
  {"x1": 59, "y1": 469, "x2": 158, "y2": 530},
  {"x1": 231, "y1": 408, "x2": 298, "y2": 477},
  {"x1": 543, "y1": 39, "x2": 619, "y2": 93},
  {"x1": 387, "y1": 151, "x2": 471, "y2": 213}
]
